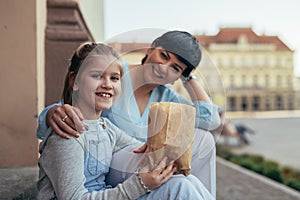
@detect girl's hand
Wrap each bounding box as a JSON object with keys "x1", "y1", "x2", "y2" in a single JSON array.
[
  {"x1": 46, "y1": 104, "x2": 85, "y2": 139},
  {"x1": 139, "y1": 157, "x2": 176, "y2": 191}
]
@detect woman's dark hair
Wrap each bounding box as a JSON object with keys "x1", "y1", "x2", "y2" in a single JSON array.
[
  {"x1": 141, "y1": 30, "x2": 202, "y2": 77},
  {"x1": 62, "y1": 42, "x2": 121, "y2": 105}
]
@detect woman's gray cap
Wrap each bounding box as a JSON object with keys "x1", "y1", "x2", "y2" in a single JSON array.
[{"x1": 151, "y1": 30, "x2": 202, "y2": 72}]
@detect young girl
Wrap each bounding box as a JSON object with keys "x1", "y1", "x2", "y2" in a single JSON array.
[{"x1": 37, "y1": 42, "x2": 214, "y2": 199}]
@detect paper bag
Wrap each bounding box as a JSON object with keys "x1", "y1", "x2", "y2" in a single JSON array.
[{"x1": 147, "y1": 102, "x2": 195, "y2": 176}]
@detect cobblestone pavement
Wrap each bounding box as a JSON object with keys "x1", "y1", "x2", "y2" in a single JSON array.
[{"x1": 216, "y1": 157, "x2": 300, "y2": 200}]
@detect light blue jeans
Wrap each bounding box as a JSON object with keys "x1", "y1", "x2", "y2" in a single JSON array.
[
  {"x1": 107, "y1": 129, "x2": 216, "y2": 198},
  {"x1": 138, "y1": 174, "x2": 214, "y2": 200}
]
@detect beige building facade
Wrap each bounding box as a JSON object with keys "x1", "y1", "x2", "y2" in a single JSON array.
[
  {"x1": 196, "y1": 27, "x2": 296, "y2": 112},
  {"x1": 0, "y1": 0, "x2": 46, "y2": 167},
  {"x1": 294, "y1": 76, "x2": 300, "y2": 109}
]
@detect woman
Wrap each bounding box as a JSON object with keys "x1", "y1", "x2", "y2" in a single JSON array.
[
  {"x1": 37, "y1": 30, "x2": 220, "y2": 196},
  {"x1": 37, "y1": 42, "x2": 214, "y2": 199}
]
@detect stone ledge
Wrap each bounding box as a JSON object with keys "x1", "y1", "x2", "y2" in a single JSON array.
[
  {"x1": 2, "y1": 159, "x2": 300, "y2": 199},
  {"x1": 0, "y1": 167, "x2": 38, "y2": 199}
]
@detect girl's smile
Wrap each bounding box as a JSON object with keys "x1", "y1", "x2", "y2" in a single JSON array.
[{"x1": 95, "y1": 92, "x2": 112, "y2": 99}]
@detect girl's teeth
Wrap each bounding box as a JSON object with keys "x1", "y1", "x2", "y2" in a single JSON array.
[{"x1": 100, "y1": 93, "x2": 110, "y2": 97}]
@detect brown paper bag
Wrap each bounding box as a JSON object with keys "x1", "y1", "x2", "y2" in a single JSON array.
[{"x1": 147, "y1": 102, "x2": 195, "y2": 176}]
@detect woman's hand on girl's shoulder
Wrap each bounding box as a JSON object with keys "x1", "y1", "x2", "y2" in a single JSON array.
[{"x1": 47, "y1": 104, "x2": 85, "y2": 139}]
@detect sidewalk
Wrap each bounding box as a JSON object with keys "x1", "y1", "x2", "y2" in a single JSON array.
[
  {"x1": 1, "y1": 157, "x2": 300, "y2": 199},
  {"x1": 216, "y1": 157, "x2": 300, "y2": 200}
]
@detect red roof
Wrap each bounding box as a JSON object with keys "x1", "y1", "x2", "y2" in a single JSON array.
[{"x1": 196, "y1": 27, "x2": 292, "y2": 51}]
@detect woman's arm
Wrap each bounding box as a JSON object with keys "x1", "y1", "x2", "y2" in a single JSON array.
[
  {"x1": 166, "y1": 83, "x2": 221, "y2": 131},
  {"x1": 182, "y1": 75, "x2": 221, "y2": 130},
  {"x1": 182, "y1": 74, "x2": 211, "y2": 103},
  {"x1": 36, "y1": 102, "x2": 61, "y2": 139}
]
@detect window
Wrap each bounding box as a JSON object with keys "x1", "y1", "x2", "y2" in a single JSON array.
[
  {"x1": 276, "y1": 57, "x2": 281, "y2": 67},
  {"x1": 265, "y1": 96, "x2": 270, "y2": 110},
  {"x1": 264, "y1": 56, "x2": 269, "y2": 66},
  {"x1": 288, "y1": 95, "x2": 294, "y2": 110},
  {"x1": 229, "y1": 97, "x2": 236, "y2": 111},
  {"x1": 242, "y1": 75, "x2": 247, "y2": 88},
  {"x1": 236, "y1": 56, "x2": 243, "y2": 67},
  {"x1": 276, "y1": 95, "x2": 283, "y2": 110},
  {"x1": 229, "y1": 57, "x2": 234, "y2": 67},
  {"x1": 252, "y1": 96, "x2": 260, "y2": 111},
  {"x1": 287, "y1": 75, "x2": 292, "y2": 87},
  {"x1": 241, "y1": 96, "x2": 247, "y2": 111},
  {"x1": 277, "y1": 75, "x2": 282, "y2": 87},
  {"x1": 253, "y1": 75, "x2": 258, "y2": 88},
  {"x1": 240, "y1": 56, "x2": 246, "y2": 67},
  {"x1": 265, "y1": 75, "x2": 269, "y2": 88},
  {"x1": 230, "y1": 75, "x2": 235, "y2": 88}
]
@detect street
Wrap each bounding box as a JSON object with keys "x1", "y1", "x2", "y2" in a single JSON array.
[{"x1": 230, "y1": 117, "x2": 300, "y2": 169}]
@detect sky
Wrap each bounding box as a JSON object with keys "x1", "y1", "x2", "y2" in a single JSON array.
[{"x1": 103, "y1": 0, "x2": 300, "y2": 76}]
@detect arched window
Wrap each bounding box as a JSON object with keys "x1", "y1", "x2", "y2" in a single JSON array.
[
  {"x1": 253, "y1": 75, "x2": 258, "y2": 88},
  {"x1": 242, "y1": 75, "x2": 247, "y2": 88},
  {"x1": 277, "y1": 75, "x2": 282, "y2": 87},
  {"x1": 265, "y1": 75, "x2": 269, "y2": 88},
  {"x1": 230, "y1": 75, "x2": 235, "y2": 88}
]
